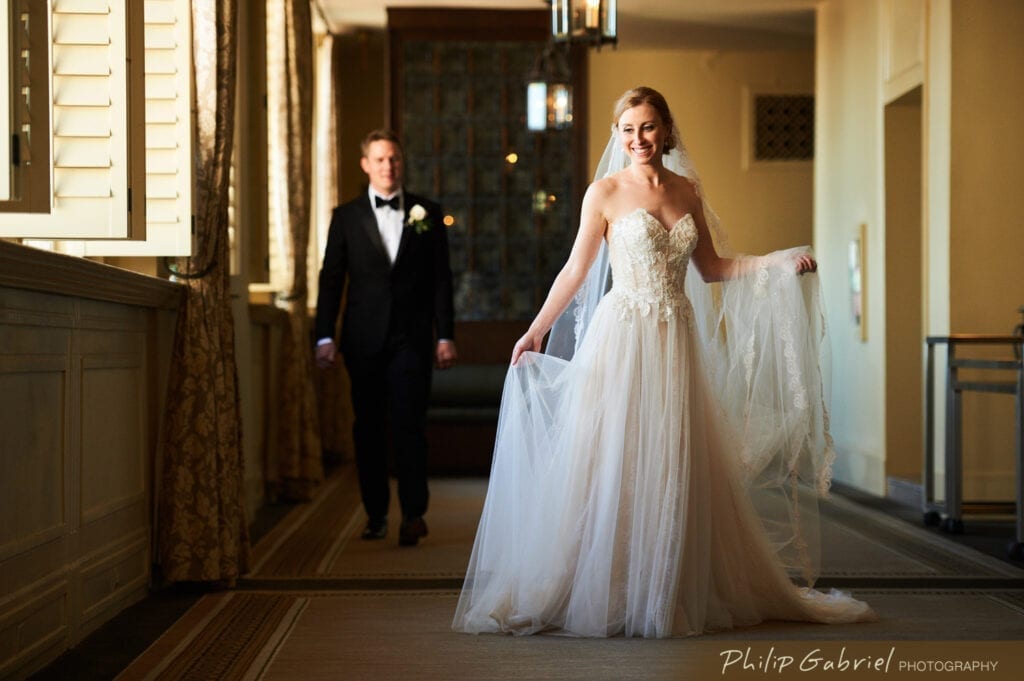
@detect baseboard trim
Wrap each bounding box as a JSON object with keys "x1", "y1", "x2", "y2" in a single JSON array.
[{"x1": 887, "y1": 476, "x2": 922, "y2": 509}]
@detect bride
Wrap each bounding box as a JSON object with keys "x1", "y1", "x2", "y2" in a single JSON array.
[{"x1": 452, "y1": 86, "x2": 876, "y2": 638}]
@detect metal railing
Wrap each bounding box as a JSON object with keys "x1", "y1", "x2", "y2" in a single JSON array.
[{"x1": 923, "y1": 334, "x2": 1024, "y2": 559}]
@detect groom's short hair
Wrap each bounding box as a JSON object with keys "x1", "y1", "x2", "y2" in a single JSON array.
[{"x1": 361, "y1": 128, "x2": 404, "y2": 158}]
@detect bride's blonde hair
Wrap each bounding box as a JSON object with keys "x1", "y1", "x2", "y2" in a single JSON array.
[{"x1": 612, "y1": 86, "x2": 678, "y2": 154}]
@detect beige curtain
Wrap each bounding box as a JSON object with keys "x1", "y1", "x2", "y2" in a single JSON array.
[
  {"x1": 312, "y1": 32, "x2": 354, "y2": 463},
  {"x1": 157, "y1": 0, "x2": 249, "y2": 583},
  {"x1": 267, "y1": 0, "x2": 323, "y2": 500}
]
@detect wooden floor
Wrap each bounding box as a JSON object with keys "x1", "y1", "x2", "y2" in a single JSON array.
[{"x1": 32, "y1": 467, "x2": 1024, "y2": 681}]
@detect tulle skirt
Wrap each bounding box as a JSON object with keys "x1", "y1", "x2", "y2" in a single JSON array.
[{"x1": 452, "y1": 293, "x2": 875, "y2": 638}]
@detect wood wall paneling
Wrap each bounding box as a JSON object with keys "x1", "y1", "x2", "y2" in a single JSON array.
[
  {"x1": 0, "y1": 356, "x2": 68, "y2": 561},
  {"x1": 0, "y1": 242, "x2": 180, "y2": 677},
  {"x1": 80, "y1": 354, "x2": 145, "y2": 524},
  {"x1": 78, "y1": 531, "x2": 149, "y2": 636},
  {"x1": 0, "y1": 577, "x2": 70, "y2": 680}
]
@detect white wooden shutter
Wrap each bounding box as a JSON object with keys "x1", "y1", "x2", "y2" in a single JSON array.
[
  {"x1": 0, "y1": 0, "x2": 146, "y2": 239},
  {"x1": 81, "y1": 0, "x2": 192, "y2": 255},
  {"x1": 0, "y1": 0, "x2": 54, "y2": 213},
  {"x1": 1, "y1": 2, "x2": 11, "y2": 202}
]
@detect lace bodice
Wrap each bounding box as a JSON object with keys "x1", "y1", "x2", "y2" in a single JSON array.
[{"x1": 606, "y1": 209, "x2": 697, "y2": 321}]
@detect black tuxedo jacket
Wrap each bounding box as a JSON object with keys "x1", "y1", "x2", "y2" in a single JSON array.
[{"x1": 315, "y1": 190, "x2": 455, "y2": 358}]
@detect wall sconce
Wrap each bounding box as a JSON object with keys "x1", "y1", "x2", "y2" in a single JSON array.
[
  {"x1": 551, "y1": 0, "x2": 617, "y2": 49},
  {"x1": 527, "y1": 43, "x2": 573, "y2": 132}
]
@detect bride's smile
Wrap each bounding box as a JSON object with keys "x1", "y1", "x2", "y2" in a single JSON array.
[{"x1": 617, "y1": 103, "x2": 666, "y2": 165}]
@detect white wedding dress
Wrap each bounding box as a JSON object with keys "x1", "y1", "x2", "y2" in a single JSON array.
[{"x1": 452, "y1": 208, "x2": 876, "y2": 638}]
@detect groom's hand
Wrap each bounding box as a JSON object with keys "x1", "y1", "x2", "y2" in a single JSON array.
[
  {"x1": 436, "y1": 340, "x2": 457, "y2": 370},
  {"x1": 315, "y1": 340, "x2": 338, "y2": 369}
]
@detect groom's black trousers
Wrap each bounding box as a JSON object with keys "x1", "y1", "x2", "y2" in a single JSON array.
[{"x1": 344, "y1": 335, "x2": 431, "y2": 521}]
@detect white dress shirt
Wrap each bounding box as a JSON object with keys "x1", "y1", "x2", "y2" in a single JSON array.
[{"x1": 370, "y1": 187, "x2": 404, "y2": 264}]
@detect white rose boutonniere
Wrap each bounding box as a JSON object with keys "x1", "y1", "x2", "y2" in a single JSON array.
[{"x1": 407, "y1": 204, "x2": 432, "y2": 234}]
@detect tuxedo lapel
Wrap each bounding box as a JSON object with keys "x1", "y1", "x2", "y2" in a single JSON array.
[
  {"x1": 393, "y1": 191, "x2": 423, "y2": 267},
  {"x1": 393, "y1": 207, "x2": 413, "y2": 266},
  {"x1": 357, "y1": 194, "x2": 390, "y2": 263}
]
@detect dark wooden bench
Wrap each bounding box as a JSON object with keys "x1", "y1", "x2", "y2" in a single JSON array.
[{"x1": 427, "y1": 321, "x2": 526, "y2": 475}]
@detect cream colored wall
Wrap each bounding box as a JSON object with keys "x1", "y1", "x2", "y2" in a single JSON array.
[
  {"x1": 815, "y1": 0, "x2": 887, "y2": 494},
  {"x1": 817, "y1": 0, "x2": 1022, "y2": 499},
  {"x1": 587, "y1": 49, "x2": 815, "y2": 255},
  {"x1": 924, "y1": 2, "x2": 951, "y2": 339},
  {"x1": 948, "y1": 0, "x2": 1024, "y2": 499},
  {"x1": 923, "y1": 0, "x2": 952, "y2": 495}
]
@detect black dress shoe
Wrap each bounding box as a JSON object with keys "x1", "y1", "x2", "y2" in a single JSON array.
[
  {"x1": 361, "y1": 516, "x2": 387, "y2": 540},
  {"x1": 399, "y1": 517, "x2": 428, "y2": 547}
]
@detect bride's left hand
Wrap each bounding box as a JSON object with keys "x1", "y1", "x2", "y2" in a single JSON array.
[
  {"x1": 793, "y1": 253, "x2": 818, "y2": 275},
  {"x1": 511, "y1": 332, "x2": 543, "y2": 366}
]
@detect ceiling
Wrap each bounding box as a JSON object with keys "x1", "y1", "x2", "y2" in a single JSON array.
[{"x1": 317, "y1": 0, "x2": 818, "y2": 50}]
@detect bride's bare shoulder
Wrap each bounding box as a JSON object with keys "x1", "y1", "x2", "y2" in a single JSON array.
[
  {"x1": 663, "y1": 169, "x2": 696, "y2": 190},
  {"x1": 585, "y1": 175, "x2": 618, "y2": 205},
  {"x1": 664, "y1": 172, "x2": 700, "y2": 202},
  {"x1": 589, "y1": 169, "x2": 634, "y2": 200},
  {"x1": 591, "y1": 170, "x2": 625, "y2": 191}
]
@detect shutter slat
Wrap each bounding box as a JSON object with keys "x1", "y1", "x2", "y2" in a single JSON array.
[
  {"x1": 144, "y1": 24, "x2": 176, "y2": 49},
  {"x1": 145, "y1": 50, "x2": 177, "y2": 74},
  {"x1": 54, "y1": 76, "x2": 111, "y2": 107},
  {"x1": 145, "y1": 100, "x2": 177, "y2": 123},
  {"x1": 53, "y1": 0, "x2": 112, "y2": 13},
  {"x1": 146, "y1": 199, "x2": 181, "y2": 223},
  {"x1": 55, "y1": 138, "x2": 113, "y2": 167},
  {"x1": 144, "y1": 74, "x2": 178, "y2": 99},
  {"x1": 146, "y1": 148, "x2": 178, "y2": 173},
  {"x1": 54, "y1": 168, "x2": 114, "y2": 198},
  {"x1": 53, "y1": 45, "x2": 112, "y2": 74},
  {"x1": 54, "y1": 108, "x2": 113, "y2": 137},
  {"x1": 53, "y1": 14, "x2": 113, "y2": 45},
  {"x1": 144, "y1": 2, "x2": 176, "y2": 24},
  {"x1": 146, "y1": 174, "x2": 179, "y2": 198}
]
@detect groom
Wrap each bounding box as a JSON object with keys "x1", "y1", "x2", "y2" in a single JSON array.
[{"x1": 314, "y1": 128, "x2": 457, "y2": 547}]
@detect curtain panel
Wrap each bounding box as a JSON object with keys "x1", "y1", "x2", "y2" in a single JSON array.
[
  {"x1": 312, "y1": 32, "x2": 354, "y2": 463},
  {"x1": 156, "y1": 0, "x2": 250, "y2": 583},
  {"x1": 266, "y1": 0, "x2": 323, "y2": 500}
]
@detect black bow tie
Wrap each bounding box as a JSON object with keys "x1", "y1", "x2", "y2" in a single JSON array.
[{"x1": 374, "y1": 195, "x2": 400, "y2": 211}]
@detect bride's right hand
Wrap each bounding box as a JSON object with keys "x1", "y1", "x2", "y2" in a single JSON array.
[
  {"x1": 511, "y1": 332, "x2": 543, "y2": 366},
  {"x1": 792, "y1": 252, "x2": 818, "y2": 275}
]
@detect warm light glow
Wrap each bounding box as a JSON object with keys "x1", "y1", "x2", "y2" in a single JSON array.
[
  {"x1": 585, "y1": 0, "x2": 600, "y2": 29},
  {"x1": 527, "y1": 81, "x2": 548, "y2": 132},
  {"x1": 551, "y1": 0, "x2": 616, "y2": 47},
  {"x1": 532, "y1": 190, "x2": 548, "y2": 213},
  {"x1": 505, "y1": 152, "x2": 519, "y2": 164},
  {"x1": 550, "y1": 84, "x2": 572, "y2": 129},
  {"x1": 533, "y1": 190, "x2": 560, "y2": 214},
  {"x1": 443, "y1": 215, "x2": 455, "y2": 227}
]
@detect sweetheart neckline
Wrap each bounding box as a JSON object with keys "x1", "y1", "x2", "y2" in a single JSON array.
[{"x1": 612, "y1": 208, "x2": 694, "y2": 235}]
